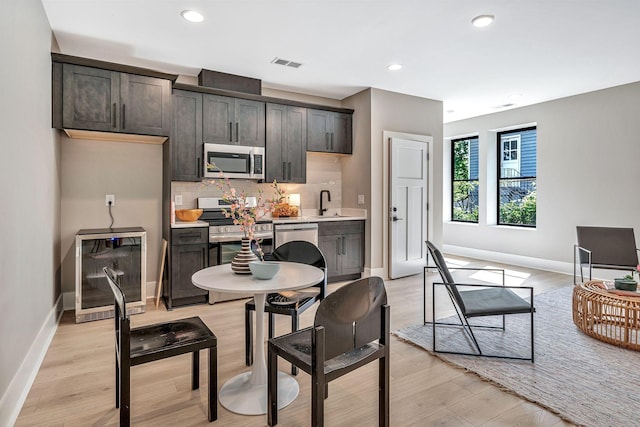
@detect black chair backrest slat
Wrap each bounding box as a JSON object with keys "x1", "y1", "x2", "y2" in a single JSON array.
[
  {"x1": 269, "y1": 240, "x2": 328, "y2": 299},
  {"x1": 314, "y1": 276, "x2": 387, "y2": 360},
  {"x1": 104, "y1": 267, "x2": 127, "y2": 320},
  {"x1": 426, "y1": 241, "x2": 466, "y2": 313},
  {"x1": 576, "y1": 226, "x2": 638, "y2": 267}
]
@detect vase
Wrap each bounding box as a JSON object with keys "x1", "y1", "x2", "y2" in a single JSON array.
[{"x1": 231, "y1": 238, "x2": 258, "y2": 274}]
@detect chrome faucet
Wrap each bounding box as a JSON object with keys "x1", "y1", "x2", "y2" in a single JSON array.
[{"x1": 319, "y1": 190, "x2": 331, "y2": 216}]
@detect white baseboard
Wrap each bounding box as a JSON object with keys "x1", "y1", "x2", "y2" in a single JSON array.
[
  {"x1": 442, "y1": 244, "x2": 574, "y2": 277},
  {"x1": 0, "y1": 294, "x2": 64, "y2": 427}
]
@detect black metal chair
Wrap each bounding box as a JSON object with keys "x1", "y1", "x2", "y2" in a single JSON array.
[
  {"x1": 425, "y1": 241, "x2": 535, "y2": 362},
  {"x1": 103, "y1": 267, "x2": 217, "y2": 426},
  {"x1": 267, "y1": 276, "x2": 390, "y2": 427},
  {"x1": 245, "y1": 240, "x2": 327, "y2": 375},
  {"x1": 574, "y1": 226, "x2": 640, "y2": 284}
]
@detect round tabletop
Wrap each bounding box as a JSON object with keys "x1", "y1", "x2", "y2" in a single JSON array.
[{"x1": 192, "y1": 261, "x2": 325, "y2": 294}]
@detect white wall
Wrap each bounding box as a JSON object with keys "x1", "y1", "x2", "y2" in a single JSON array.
[
  {"x1": 60, "y1": 138, "x2": 163, "y2": 296},
  {"x1": 0, "y1": 0, "x2": 61, "y2": 423},
  {"x1": 444, "y1": 82, "x2": 640, "y2": 270}
]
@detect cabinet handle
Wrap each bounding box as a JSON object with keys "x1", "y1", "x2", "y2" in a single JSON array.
[
  {"x1": 112, "y1": 103, "x2": 116, "y2": 128},
  {"x1": 331, "y1": 133, "x2": 334, "y2": 150},
  {"x1": 342, "y1": 236, "x2": 346, "y2": 254},
  {"x1": 236, "y1": 122, "x2": 239, "y2": 142},
  {"x1": 282, "y1": 162, "x2": 286, "y2": 180},
  {"x1": 121, "y1": 104, "x2": 126, "y2": 129},
  {"x1": 325, "y1": 132, "x2": 329, "y2": 150},
  {"x1": 337, "y1": 238, "x2": 341, "y2": 255},
  {"x1": 229, "y1": 122, "x2": 233, "y2": 142},
  {"x1": 197, "y1": 157, "x2": 201, "y2": 177}
]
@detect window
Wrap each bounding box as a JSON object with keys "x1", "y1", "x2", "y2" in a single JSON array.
[
  {"x1": 497, "y1": 127, "x2": 536, "y2": 226},
  {"x1": 451, "y1": 136, "x2": 479, "y2": 222}
]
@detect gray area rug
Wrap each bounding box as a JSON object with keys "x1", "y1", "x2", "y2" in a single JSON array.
[{"x1": 394, "y1": 286, "x2": 640, "y2": 427}]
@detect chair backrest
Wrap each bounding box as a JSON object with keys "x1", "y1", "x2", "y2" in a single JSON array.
[
  {"x1": 269, "y1": 240, "x2": 328, "y2": 299},
  {"x1": 425, "y1": 241, "x2": 466, "y2": 313},
  {"x1": 104, "y1": 266, "x2": 127, "y2": 320},
  {"x1": 576, "y1": 226, "x2": 639, "y2": 267},
  {"x1": 314, "y1": 276, "x2": 387, "y2": 360}
]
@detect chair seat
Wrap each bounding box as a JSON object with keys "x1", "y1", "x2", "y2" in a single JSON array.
[
  {"x1": 460, "y1": 288, "x2": 532, "y2": 317},
  {"x1": 270, "y1": 327, "x2": 383, "y2": 376},
  {"x1": 130, "y1": 317, "x2": 217, "y2": 363}
]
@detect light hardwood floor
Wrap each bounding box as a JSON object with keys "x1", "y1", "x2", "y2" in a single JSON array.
[{"x1": 17, "y1": 255, "x2": 576, "y2": 426}]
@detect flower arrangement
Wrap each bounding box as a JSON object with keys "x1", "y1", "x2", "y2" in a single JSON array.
[{"x1": 207, "y1": 169, "x2": 285, "y2": 260}]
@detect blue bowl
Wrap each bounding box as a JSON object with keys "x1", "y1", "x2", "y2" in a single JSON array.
[{"x1": 249, "y1": 261, "x2": 280, "y2": 280}]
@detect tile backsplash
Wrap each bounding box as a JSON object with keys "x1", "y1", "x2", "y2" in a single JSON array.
[{"x1": 172, "y1": 153, "x2": 342, "y2": 214}]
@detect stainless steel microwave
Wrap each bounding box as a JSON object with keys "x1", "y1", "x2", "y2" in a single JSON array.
[{"x1": 203, "y1": 143, "x2": 265, "y2": 180}]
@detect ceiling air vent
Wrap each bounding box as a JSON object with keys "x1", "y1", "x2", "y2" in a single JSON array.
[{"x1": 271, "y1": 57, "x2": 303, "y2": 68}]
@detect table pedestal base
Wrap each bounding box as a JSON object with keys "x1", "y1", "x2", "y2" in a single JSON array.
[{"x1": 219, "y1": 371, "x2": 299, "y2": 415}]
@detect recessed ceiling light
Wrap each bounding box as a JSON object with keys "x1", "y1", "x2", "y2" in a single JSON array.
[
  {"x1": 471, "y1": 15, "x2": 494, "y2": 28},
  {"x1": 387, "y1": 64, "x2": 402, "y2": 71},
  {"x1": 181, "y1": 10, "x2": 204, "y2": 23}
]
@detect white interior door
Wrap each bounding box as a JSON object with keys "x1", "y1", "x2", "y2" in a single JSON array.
[{"x1": 389, "y1": 137, "x2": 428, "y2": 279}]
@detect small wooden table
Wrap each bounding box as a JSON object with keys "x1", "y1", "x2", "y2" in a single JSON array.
[
  {"x1": 572, "y1": 280, "x2": 640, "y2": 350},
  {"x1": 192, "y1": 262, "x2": 325, "y2": 415}
]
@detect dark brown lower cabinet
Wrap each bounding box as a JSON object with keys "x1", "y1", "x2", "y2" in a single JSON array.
[
  {"x1": 317, "y1": 220, "x2": 364, "y2": 283},
  {"x1": 166, "y1": 227, "x2": 209, "y2": 309}
]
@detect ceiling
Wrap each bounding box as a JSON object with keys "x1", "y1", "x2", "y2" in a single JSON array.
[{"x1": 41, "y1": 0, "x2": 640, "y2": 122}]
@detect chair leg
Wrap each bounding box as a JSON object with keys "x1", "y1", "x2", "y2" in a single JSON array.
[
  {"x1": 312, "y1": 372, "x2": 325, "y2": 427},
  {"x1": 192, "y1": 351, "x2": 200, "y2": 390},
  {"x1": 208, "y1": 346, "x2": 217, "y2": 422},
  {"x1": 245, "y1": 307, "x2": 253, "y2": 366},
  {"x1": 379, "y1": 356, "x2": 389, "y2": 427},
  {"x1": 291, "y1": 314, "x2": 299, "y2": 375},
  {"x1": 268, "y1": 344, "x2": 278, "y2": 426},
  {"x1": 120, "y1": 363, "x2": 130, "y2": 427},
  {"x1": 268, "y1": 313, "x2": 275, "y2": 338}
]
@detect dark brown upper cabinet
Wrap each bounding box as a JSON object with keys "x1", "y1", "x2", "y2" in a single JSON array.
[
  {"x1": 265, "y1": 103, "x2": 306, "y2": 183},
  {"x1": 203, "y1": 94, "x2": 265, "y2": 147},
  {"x1": 58, "y1": 63, "x2": 171, "y2": 137},
  {"x1": 171, "y1": 90, "x2": 203, "y2": 181},
  {"x1": 307, "y1": 109, "x2": 353, "y2": 154}
]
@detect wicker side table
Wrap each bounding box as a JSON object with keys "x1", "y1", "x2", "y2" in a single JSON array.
[{"x1": 572, "y1": 280, "x2": 640, "y2": 350}]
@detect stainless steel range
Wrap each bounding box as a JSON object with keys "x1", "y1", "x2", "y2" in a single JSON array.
[{"x1": 197, "y1": 197, "x2": 274, "y2": 304}]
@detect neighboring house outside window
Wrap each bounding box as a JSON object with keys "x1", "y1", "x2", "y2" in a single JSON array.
[
  {"x1": 452, "y1": 136, "x2": 479, "y2": 222},
  {"x1": 497, "y1": 127, "x2": 537, "y2": 226}
]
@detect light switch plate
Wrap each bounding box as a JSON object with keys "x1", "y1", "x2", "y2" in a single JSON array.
[
  {"x1": 175, "y1": 194, "x2": 183, "y2": 206},
  {"x1": 358, "y1": 194, "x2": 365, "y2": 205}
]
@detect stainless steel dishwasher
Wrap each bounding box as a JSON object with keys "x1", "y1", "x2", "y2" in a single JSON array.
[{"x1": 274, "y1": 223, "x2": 319, "y2": 249}]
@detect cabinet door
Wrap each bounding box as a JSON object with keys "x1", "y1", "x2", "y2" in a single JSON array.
[
  {"x1": 62, "y1": 64, "x2": 120, "y2": 132},
  {"x1": 265, "y1": 103, "x2": 286, "y2": 182},
  {"x1": 341, "y1": 233, "x2": 364, "y2": 275},
  {"x1": 235, "y1": 98, "x2": 265, "y2": 147},
  {"x1": 120, "y1": 74, "x2": 171, "y2": 136},
  {"x1": 331, "y1": 112, "x2": 352, "y2": 154},
  {"x1": 307, "y1": 109, "x2": 331, "y2": 152},
  {"x1": 318, "y1": 234, "x2": 341, "y2": 278},
  {"x1": 285, "y1": 106, "x2": 307, "y2": 183},
  {"x1": 203, "y1": 94, "x2": 234, "y2": 143},
  {"x1": 171, "y1": 90, "x2": 203, "y2": 181},
  {"x1": 170, "y1": 243, "x2": 208, "y2": 299}
]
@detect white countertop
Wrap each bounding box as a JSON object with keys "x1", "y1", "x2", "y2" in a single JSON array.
[
  {"x1": 171, "y1": 209, "x2": 367, "y2": 227},
  {"x1": 171, "y1": 220, "x2": 209, "y2": 228}
]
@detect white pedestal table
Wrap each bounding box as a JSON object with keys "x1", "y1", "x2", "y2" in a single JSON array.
[{"x1": 192, "y1": 262, "x2": 324, "y2": 415}]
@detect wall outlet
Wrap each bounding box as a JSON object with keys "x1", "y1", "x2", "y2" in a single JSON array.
[
  {"x1": 358, "y1": 194, "x2": 365, "y2": 205},
  {"x1": 175, "y1": 194, "x2": 183, "y2": 206},
  {"x1": 105, "y1": 194, "x2": 115, "y2": 206}
]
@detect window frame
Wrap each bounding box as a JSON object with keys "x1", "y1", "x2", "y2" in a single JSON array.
[
  {"x1": 496, "y1": 126, "x2": 537, "y2": 228},
  {"x1": 451, "y1": 136, "x2": 479, "y2": 223}
]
